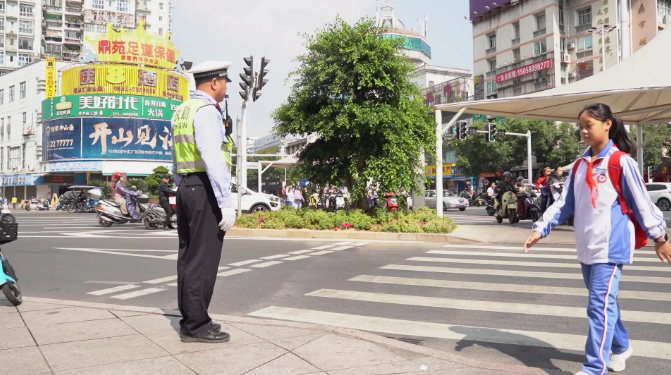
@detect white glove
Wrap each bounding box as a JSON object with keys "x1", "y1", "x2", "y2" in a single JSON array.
[{"x1": 219, "y1": 207, "x2": 236, "y2": 232}]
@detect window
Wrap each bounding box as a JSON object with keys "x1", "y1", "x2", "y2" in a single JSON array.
[
  {"x1": 159, "y1": 16, "x2": 163, "y2": 21},
  {"x1": 559, "y1": 0, "x2": 565, "y2": 25},
  {"x1": 92, "y1": 0, "x2": 104, "y2": 9},
  {"x1": 534, "y1": 39, "x2": 547, "y2": 55},
  {"x1": 560, "y1": 38, "x2": 567, "y2": 52},
  {"x1": 561, "y1": 63, "x2": 567, "y2": 78},
  {"x1": 428, "y1": 80, "x2": 435, "y2": 87},
  {"x1": 487, "y1": 33, "x2": 496, "y2": 49},
  {"x1": 159, "y1": 2, "x2": 164, "y2": 9},
  {"x1": 511, "y1": 22, "x2": 520, "y2": 44},
  {"x1": 0, "y1": 18, "x2": 5, "y2": 31},
  {"x1": 0, "y1": 52, "x2": 3, "y2": 66},
  {"x1": 9, "y1": 147, "x2": 20, "y2": 170},
  {"x1": 20, "y1": 82, "x2": 26, "y2": 99},
  {"x1": 19, "y1": 6, "x2": 33, "y2": 17},
  {"x1": 7, "y1": 117, "x2": 10, "y2": 140},
  {"x1": 0, "y1": 35, "x2": 4, "y2": 48},
  {"x1": 577, "y1": 7, "x2": 592, "y2": 26},
  {"x1": 512, "y1": 48, "x2": 521, "y2": 62},
  {"x1": 487, "y1": 59, "x2": 496, "y2": 72},
  {"x1": 487, "y1": 80, "x2": 497, "y2": 94},
  {"x1": 535, "y1": 12, "x2": 546, "y2": 31},
  {"x1": 19, "y1": 20, "x2": 33, "y2": 34},
  {"x1": 158, "y1": 28, "x2": 163, "y2": 35},
  {"x1": 0, "y1": 2, "x2": 4, "y2": 14},
  {"x1": 658, "y1": 0, "x2": 671, "y2": 17},
  {"x1": 0, "y1": 147, "x2": 3, "y2": 170},
  {"x1": 21, "y1": 145, "x2": 25, "y2": 169},
  {"x1": 576, "y1": 34, "x2": 593, "y2": 50},
  {"x1": 22, "y1": 112, "x2": 26, "y2": 124},
  {"x1": 647, "y1": 184, "x2": 667, "y2": 191},
  {"x1": 0, "y1": 90, "x2": 3, "y2": 104},
  {"x1": 18, "y1": 38, "x2": 32, "y2": 50},
  {"x1": 0, "y1": 118, "x2": 3, "y2": 141},
  {"x1": 117, "y1": 0, "x2": 128, "y2": 12},
  {"x1": 8, "y1": 86, "x2": 14, "y2": 102},
  {"x1": 18, "y1": 54, "x2": 31, "y2": 67}
]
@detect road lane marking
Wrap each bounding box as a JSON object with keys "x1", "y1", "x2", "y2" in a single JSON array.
[
  {"x1": 307, "y1": 289, "x2": 671, "y2": 325},
  {"x1": 248, "y1": 306, "x2": 671, "y2": 360},
  {"x1": 260, "y1": 254, "x2": 289, "y2": 260},
  {"x1": 217, "y1": 269, "x2": 252, "y2": 277},
  {"x1": 407, "y1": 257, "x2": 671, "y2": 272},
  {"x1": 311, "y1": 245, "x2": 334, "y2": 250},
  {"x1": 55, "y1": 247, "x2": 177, "y2": 260},
  {"x1": 143, "y1": 276, "x2": 178, "y2": 284},
  {"x1": 229, "y1": 259, "x2": 262, "y2": 267},
  {"x1": 161, "y1": 254, "x2": 178, "y2": 260},
  {"x1": 330, "y1": 246, "x2": 354, "y2": 251},
  {"x1": 331, "y1": 242, "x2": 353, "y2": 246},
  {"x1": 309, "y1": 251, "x2": 334, "y2": 256},
  {"x1": 87, "y1": 284, "x2": 139, "y2": 296},
  {"x1": 111, "y1": 288, "x2": 166, "y2": 300},
  {"x1": 251, "y1": 261, "x2": 283, "y2": 268},
  {"x1": 427, "y1": 250, "x2": 661, "y2": 263},
  {"x1": 350, "y1": 275, "x2": 671, "y2": 302},
  {"x1": 289, "y1": 250, "x2": 313, "y2": 255},
  {"x1": 351, "y1": 242, "x2": 369, "y2": 246},
  {"x1": 284, "y1": 255, "x2": 311, "y2": 261},
  {"x1": 440, "y1": 244, "x2": 657, "y2": 255},
  {"x1": 381, "y1": 264, "x2": 671, "y2": 284}
]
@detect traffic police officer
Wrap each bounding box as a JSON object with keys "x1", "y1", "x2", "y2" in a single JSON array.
[{"x1": 172, "y1": 61, "x2": 236, "y2": 343}]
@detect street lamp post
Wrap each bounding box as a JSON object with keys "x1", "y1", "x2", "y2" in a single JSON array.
[{"x1": 589, "y1": 25, "x2": 617, "y2": 71}]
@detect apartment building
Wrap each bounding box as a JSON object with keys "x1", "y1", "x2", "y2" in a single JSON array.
[
  {"x1": 471, "y1": 0, "x2": 669, "y2": 99},
  {"x1": 0, "y1": 0, "x2": 43, "y2": 74}
]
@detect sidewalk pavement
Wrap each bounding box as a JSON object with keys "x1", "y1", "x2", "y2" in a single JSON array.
[
  {"x1": 450, "y1": 224, "x2": 577, "y2": 245},
  {"x1": 0, "y1": 297, "x2": 556, "y2": 375}
]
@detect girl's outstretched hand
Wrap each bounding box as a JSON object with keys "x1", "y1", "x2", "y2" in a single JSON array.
[
  {"x1": 524, "y1": 232, "x2": 542, "y2": 253},
  {"x1": 655, "y1": 241, "x2": 671, "y2": 265}
]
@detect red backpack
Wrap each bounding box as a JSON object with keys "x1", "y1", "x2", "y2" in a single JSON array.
[{"x1": 572, "y1": 151, "x2": 648, "y2": 249}]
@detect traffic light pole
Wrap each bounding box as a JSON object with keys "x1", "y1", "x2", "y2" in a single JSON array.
[
  {"x1": 435, "y1": 108, "x2": 467, "y2": 218},
  {"x1": 237, "y1": 97, "x2": 248, "y2": 217},
  {"x1": 503, "y1": 130, "x2": 533, "y2": 184}
]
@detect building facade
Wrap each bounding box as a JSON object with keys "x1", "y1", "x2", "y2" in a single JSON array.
[
  {"x1": 471, "y1": 0, "x2": 668, "y2": 99},
  {"x1": 0, "y1": 0, "x2": 43, "y2": 73}
]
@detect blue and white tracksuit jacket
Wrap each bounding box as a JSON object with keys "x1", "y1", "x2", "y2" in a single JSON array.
[{"x1": 533, "y1": 141, "x2": 666, "y2": 375}]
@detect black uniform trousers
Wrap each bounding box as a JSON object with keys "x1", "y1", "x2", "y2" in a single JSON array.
[
  {"x1": 158, "y1": 198, "x2": 173, "y2": 226},
  {"x1": 176, "y1": 173, "x2": 225, "y2": 336}
]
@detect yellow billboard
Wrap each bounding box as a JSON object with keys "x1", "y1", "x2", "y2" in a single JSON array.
[
  {"x1": 60, "y1": 65, "x2": 189, "y2": 101},
  {"x1": 85, "y1": 21, "x2": 180, "y2": 70},
  {"x1": 45, "y1": 58, "x2": 57, "y2": 98}
]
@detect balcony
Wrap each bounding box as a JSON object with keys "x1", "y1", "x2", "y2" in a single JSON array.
[
  {"x1": 485, "y1": 47, "x2": 496, "y2": 55},
  {"x1": 63, "y1": 51, "x2": 80, "y2": 61},
  {"x1": 19, "y1": 28, "x2": 34, "y2": 36},
  {"x1": 44, "y1": 5, "x2": 63, "y2": 13},
  {"x1": 5, "y1": 43, "x2": 17, "y2": 52},
  {"x1": 65, "y1": 7, "x2": 81, "y2": 14},
  {"x1": 64, "y1": 36, "x2": 82, "y2": 44},
  {"x1": 65, "y1": 22, "x2": 82, "y2": 29},
  {"x1": 46, "y1": 21, "x2": 63, "y2": 29},
  {"x1": 575, "y1": 24, "x2": 592, "y2": 33},
  {"x1": 137, "y1": 3, "x2": 150, "y2": 12},
  {"x1": 19, "y1": 12, "x2": 34, "y2": 18},
  {"x1": 533, "y1": 28, "x2": 546, "y2": 37},
  {"x1": 511, "y1": 37, "x2": 520, "y2": 46}
]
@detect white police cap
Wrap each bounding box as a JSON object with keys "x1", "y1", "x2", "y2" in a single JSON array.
[{"x1": 188, "y1": 61, "x2": 232, "y2": 82}]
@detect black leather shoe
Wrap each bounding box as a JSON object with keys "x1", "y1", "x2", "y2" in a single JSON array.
[
  {"x1": 167, "y1": 225, "x2": 176, "y2": 230},
  {"x1": 181, "y1": 327, "x2": 230, "y2": 343},
  {"x1": 212, "y1": 323, "x2": 221, "y2": 332}
]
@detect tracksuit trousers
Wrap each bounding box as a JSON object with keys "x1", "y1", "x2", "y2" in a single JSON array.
[{"x1": 580, "y1": 263, "x2": 630, "y2": 375}]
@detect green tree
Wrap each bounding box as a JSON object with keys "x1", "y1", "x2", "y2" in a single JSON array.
[
  {"x1": 272, "y1": 17, "x2": 435, "y2": 206},
  {"x1": 450, "y1": 122, "x2": 520, "y2": 178},
  {"x1": 126, "y1": 178, "x2": 148, "y2": 193},
  {"x1": 631, "y1": 124, "x2": 671, "y2": 170}
]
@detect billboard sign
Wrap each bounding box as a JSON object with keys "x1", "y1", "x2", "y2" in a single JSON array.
[
  {"x1": 495, "y1": 58, "x2": 553, "y2": 83},
  {"x1": 474, "y1": 75, "x2": 484, "y2": 100},
  {"x1": 42, "y1": 95, "x2": 181, "y2": 121},
  {"x1": 45, "y1": 58, "x2": 57, "y2": 98},
  {"x1": 43, "y1": 118, "x2": 173, "y2": 161},
  {"x1": 40, "y1": 160, "x2": 103, "y2": 173},
  {"x1": 469, "y1": 0, "x2": 513, "y2": 20}
]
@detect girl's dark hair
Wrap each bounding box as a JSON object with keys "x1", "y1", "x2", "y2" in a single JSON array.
[{"x1": 579, "y1": 103, "x2": 636, "y2": 154}]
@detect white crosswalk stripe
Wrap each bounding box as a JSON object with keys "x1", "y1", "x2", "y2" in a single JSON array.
[
  {"x1": 111, "y1": 287, "x2": 166, "y2": 300},
  {"x1": 248, "y1": 243, "x2": 671, "y2": 363}
]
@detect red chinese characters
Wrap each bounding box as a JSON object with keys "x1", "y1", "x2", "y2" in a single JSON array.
[
  {"x1": 112, "y1": 41, "x2": 126, "y2": 54},
  {"x1": 141, "y1": 43, "x2": 154, "y2": 58},
  {"x1": 166, "y1": 49, "x2": 176, "y2": 63},
  {"x1": 98, "y1": 40, "x2": 111, "y2": 54},
  {"x1": 128, "y1": 42, "x2": 139, "y2": 55},
  {"x1": 495, "y1": 58, "x2": 553, "y2": 83}
]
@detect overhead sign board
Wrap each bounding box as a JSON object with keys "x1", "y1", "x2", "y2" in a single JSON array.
[
  {"x1": 42, "y1": 94, "x2": 181, "y2": 121},
  {"x1": 495, "y1": 58, "x2": 553, "y2": 83},
  {"x1": 45, "y1": 57, "x2": 57, "y2": 98}
]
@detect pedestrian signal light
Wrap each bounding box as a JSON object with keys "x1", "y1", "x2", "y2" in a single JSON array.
[{"x1": 487, "y1": 123, "x2": 497, "y2": 142}]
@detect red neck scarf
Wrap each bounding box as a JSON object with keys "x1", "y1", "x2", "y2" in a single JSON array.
[{"x1": 583, "y1": 158, "x2": 601, "y2": 208}]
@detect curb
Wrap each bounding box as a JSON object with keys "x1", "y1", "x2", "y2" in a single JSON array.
[
  {"x1": 22, "y1": 297, "x2": 545, "y2": 375},
  {"x1": 227, "y1": 228, "x2": 481, "y2": 244}
]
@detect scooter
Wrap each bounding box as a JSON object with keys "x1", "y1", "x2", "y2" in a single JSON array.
[
  {"x1": 494, "y1": 190, "x2": 519, "y2": 224},
  {"x1": 141, "y1": 205, "x2": 178, "y2": 230},
  {"x1": 0, "y1": 222, "x2": 21, "y2": 306},
  {"x1": 516, "y1": 191, "x2": 540, "y2": 222},
  {"x1": 384, "y1": 192, "x2": 400, "y2": 211},
  {"x1": 96, "y1": 194, "x2": 154, "y2": 227},
  {"x1": 485, "y1": 196, "x2": 496, "y2": 216}
]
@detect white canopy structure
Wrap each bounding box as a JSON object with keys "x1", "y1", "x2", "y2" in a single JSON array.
[{"x1": 430, "y1": 28, "x2": 671, "y2": 217}]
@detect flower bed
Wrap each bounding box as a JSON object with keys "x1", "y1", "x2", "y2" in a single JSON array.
[{"x1": 235, "y1": 207, "x2": 457, "y2": 234}]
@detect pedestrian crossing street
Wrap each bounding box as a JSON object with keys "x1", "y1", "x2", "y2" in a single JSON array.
[
  {"x1": 83, "y1": 241, "x2": 370, "y2": 301},
  {"x1": 248, "y1": 243, "x2": 671, "y2": 362}
]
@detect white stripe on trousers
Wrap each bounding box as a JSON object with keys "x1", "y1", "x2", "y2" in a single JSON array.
[{"x1": 597, "y1": 265, "x2": 619, "y2": 375}]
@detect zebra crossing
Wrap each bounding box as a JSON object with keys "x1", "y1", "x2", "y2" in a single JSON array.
[{"x1": 248, "y1": 243, "x2": 671, "y2": 365}]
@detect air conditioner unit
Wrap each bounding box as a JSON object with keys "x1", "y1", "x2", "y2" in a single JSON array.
[
  {"x1": 562, "y1": 53, "x2": 571, "y2": 63},
  {"x1": 568, "y1": 42, "x2": 576, "y2": 50}
]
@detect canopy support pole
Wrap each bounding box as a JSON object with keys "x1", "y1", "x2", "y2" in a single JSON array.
[
  {"x1": 642, "y1": 123, "x2": 665, "y2": 147},
  {"x1": 636, "y1": 124, "x2": 644, "y2": 174},
  {"x1": 436, "y1": 107, "x2": 467, "y2": 218}
]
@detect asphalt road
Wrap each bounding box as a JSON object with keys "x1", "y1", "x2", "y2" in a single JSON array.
[{"x1": 2, "y1": 210, "x2": 671, "y2": 374}]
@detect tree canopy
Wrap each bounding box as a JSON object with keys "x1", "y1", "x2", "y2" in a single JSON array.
[{"x1": 272, "y1": 17, "x2": 435, "y2": 204}]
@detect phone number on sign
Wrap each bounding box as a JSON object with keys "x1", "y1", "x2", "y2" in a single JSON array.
[
  {"x1": 50, "y1": 139, "x2": 75, "y2": 147},
  {"x1": 496, "y1": 58, "x2": 553, "y2": 83}
]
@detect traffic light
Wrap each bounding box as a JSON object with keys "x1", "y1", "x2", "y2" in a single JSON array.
[
  {"x1": 487, "y1": 122, "x2": 497, "y2": 142},
  {"x1": 457, "y1": 121, "x2": 467, "y2": 141},
  {"x1": 253, "y1": 57, "x2": 270, "y2": 102},
  {"x1": 239, "y1": 56, "x2": 253, "y2": 100}
]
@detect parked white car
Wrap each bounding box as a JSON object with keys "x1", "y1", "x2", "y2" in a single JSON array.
[
  {"x1": 645, "y1": 183, "x2": 671, "y2": 211},
  {"x1": 169, "y1": 183, "x2": 281, "y2": 213},
  {"x1": 424, "y1": 190, "x2": 469, "y2": 211}
]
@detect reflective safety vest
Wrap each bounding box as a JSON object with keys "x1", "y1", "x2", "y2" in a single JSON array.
[{"x1": 172, "y1": 98, "x2": 233, "y2": 174}]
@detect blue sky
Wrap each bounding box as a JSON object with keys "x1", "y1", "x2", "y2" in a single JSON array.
[{"x1": 172, "y1": 0, "x2": 473, "y2": 137}]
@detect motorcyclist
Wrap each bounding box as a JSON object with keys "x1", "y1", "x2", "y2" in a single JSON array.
[
  {"x1": 516, "y1": 176, "x2": 526, "y2": 192},
  {"x1": 546, "y1": 167, "x2": 566, "y2": 206},
  {"x1": 111, "y1": 172, "x2": 131, "y2": 216},
  {"x1": 158, "y1": 175, "x2": 177, "y2": 230},
  {"x1": 495, "y1": 171, "x2": 518, "y2": 210}
]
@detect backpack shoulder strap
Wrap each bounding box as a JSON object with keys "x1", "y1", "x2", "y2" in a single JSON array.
[
  {"x1": 571, "y1": 159, "x2": 582, "y2": 183},
  {"x1": 608, "y1": 151, "x2": 628, "y2": 214}
]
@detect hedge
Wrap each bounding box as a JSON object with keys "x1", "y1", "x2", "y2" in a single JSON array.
[{"x1": 235, "y1": 206, "x2": 457, "y2": 234}]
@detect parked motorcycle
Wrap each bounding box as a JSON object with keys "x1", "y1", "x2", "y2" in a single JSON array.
[
  {"x1": 494, "y1": 190, "x2": 518, "y2": 224},
  {"x1": 0, "y1": 222, "x2": 21, "y2": 306},
  {"x1": 516, "y1": 191, "x2": 540, "y2": 222},
  {"x1": 384, "y1": 192, "x2": 400, "y2": 211},
  {"x1": 141, "y1": 205, "x2": 178, "y2": 230},
  {"x1": 470, "y1": 194, "x2": 487, "y2": 207},
  {"x1": 485, "y1": 195, "x2": 496, "y2": 216}
]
